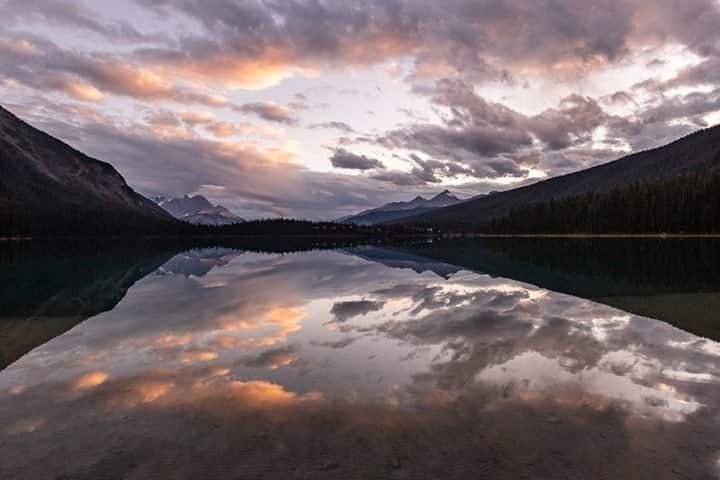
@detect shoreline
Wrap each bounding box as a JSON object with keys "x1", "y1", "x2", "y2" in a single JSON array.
[
  {"x1": 5, "y1": 233, "x2": 720, "y2": 241},
  {"x1": 4, "y1": 233, "x2": 720, "y2": 241},
  {"x1": 458, "y1": 233, "x2": 720, "y2": 239}
]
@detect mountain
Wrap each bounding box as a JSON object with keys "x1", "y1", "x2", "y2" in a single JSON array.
[
  {"x1": 157, "y1": 248, "x2": 243, "y2": 277},
  {"x1": 0, "y1": 106, "x2": 176, "y2": 235},
  {"x1": 345, "y1": 245, "x2": 462, "y2": 279},
  {"x1": 0, "y1": 240, "x2": 177, "y2": 369},
  {"x1": 340, "y1": 190, "x2": 465, "y2": 225},
  {"x1": 486, "y1": 171, "x2": 720, "y2": 234},
  {"x1": 402, "y1": 125, "x2": 720, "y2": 227},
  {"x1": 350, "y1": 238, "x2": 720, "y2": 340},
  {"x1": 157, "y1": 195, "x2": 245, "y2": 226}
]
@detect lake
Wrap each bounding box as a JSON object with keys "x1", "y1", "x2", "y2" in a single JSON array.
[{"x1": 1, "y1": 238, "x2": 720, "y2": 479}]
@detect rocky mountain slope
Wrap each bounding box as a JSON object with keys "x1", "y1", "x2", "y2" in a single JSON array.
[{"x1": 0, "y1": 105, "x2": 176, "y2": 235}]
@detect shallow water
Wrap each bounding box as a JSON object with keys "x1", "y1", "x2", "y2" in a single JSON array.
[{"x1": 1, "y1": 239, "x2": 720, "y2": 479}]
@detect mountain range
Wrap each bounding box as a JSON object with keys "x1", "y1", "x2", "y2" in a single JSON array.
[
  {"x1": 2, "y1": 102, "x2": 720, "y2": 235},
  {"x1": 0, "y1": 106, "x2": 175, "y2": 235},
  {"x1": 155, "y1": 195, "x2": 245, "y2": 226},
  {"x1": 339, "y1": 190, "x2": 465, "y2": 225}
]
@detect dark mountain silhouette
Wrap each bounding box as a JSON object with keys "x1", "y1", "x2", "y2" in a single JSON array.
[
  {"x1": 0, "y1": 106, "x2": 177, "y2": 235},
  {"x1": 402, "y1": 125, "x2": 720, "y2": 226},
  {"x1": 340, "y1": 190, "x2": 465, "y2": 225}
]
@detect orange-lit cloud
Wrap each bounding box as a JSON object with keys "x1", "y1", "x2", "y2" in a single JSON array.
[
  {"x1": 154, "y1": 333, "x2": 195, "y2": 349},
  {"x1": 178, "y1": 110, "x2": 214, "y2": 125},
  {"x1": 72, "y1": 371, "x2": 109, "y2": 390},
  {"x1": 206, "y1": 121, "x2": 257, "y2": 138},
  {"x1": 180, "y1": 350, "x2": 219, "y2": 363}
]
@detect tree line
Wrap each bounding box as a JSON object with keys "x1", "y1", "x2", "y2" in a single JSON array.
[
  {"x1": 484, "y1": 172, "x2": 720, "y2": 234},
  {"x1": 0, "y1": 209, "x2": 430, "y2": 238}
]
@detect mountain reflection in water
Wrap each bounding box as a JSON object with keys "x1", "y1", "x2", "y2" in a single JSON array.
[{"x1": 1, "y1": 240, "x2": 720, "y2": 479}]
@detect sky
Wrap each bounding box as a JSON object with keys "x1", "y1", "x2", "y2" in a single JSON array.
[{"x1": 1, "y1": 0, "x2": 719, "y2": 220}]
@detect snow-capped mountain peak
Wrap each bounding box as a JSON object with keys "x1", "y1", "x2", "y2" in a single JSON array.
[{"x1": 155, "y1": 195, "x2": 245, "y2": 226}]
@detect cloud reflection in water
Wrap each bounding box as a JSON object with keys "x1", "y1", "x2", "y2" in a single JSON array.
[{"x1": 1, "y1": 248, "x2": 719, "y2": 479}]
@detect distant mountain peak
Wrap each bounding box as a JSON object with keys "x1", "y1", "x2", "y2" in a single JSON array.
[
  {"x1": 156, "y1": 194, "x2": 244, "y2": 226},
  {"x1": 338, "y1": 189, "x2": 465, "y2": 225},
  {"x1": 432, "y1": 189, "x2": 457, "y2": 200}
]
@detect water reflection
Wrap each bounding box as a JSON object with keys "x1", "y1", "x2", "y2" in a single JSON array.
[
  {"x1": 1, "y1": 242, "x2": 720, "y2": 479},
  {"x1": 385, "y1": 238, "x2": 720, "y2": 339}
]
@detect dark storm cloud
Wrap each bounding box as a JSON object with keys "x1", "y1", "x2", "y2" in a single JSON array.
[{"x1": 329, "y1": 149, "x2": 384, "y2": 171}]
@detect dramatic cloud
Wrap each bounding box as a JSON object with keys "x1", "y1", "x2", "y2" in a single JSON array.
[
  {"x1": 0, "y1": 34, "x2": 226, "y2": 106},
  {"x1": 129, "y1": 0, "x2": 720, "y2": 88},
  {"x1": 1, "y1": 0, "x2": 720, "y2": 217}
]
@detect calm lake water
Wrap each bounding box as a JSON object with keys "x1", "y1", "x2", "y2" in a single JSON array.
[{"x1": 1, "y1": 239, "x2": 720, "y2": 479}]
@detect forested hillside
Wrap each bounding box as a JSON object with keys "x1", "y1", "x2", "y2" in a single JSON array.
[
  {"x1": 405, "y1": 125, "x2": 720, "y2": 226},
  {"x1": 484, "y1": 172, "x2": 720, "y2": 234}
]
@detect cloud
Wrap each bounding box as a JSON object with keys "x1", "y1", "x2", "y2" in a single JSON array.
[
  {"x1": 310, "y1": 337, "x2": 359, "y2": 349},
  {"x1": 330, "y1": 300, "x2": 386, "y2": 323},
  {"x1": 310, "y1": 121, "x2": 356, "y2": 134},
  {"x1": 329, "y1": 149, "x2": 384, "y2": 171},
  {"x1": 127, "y1": 0, "x2": 714, "y2": 89},
  {"x1": 3, "y1": 0, "x2": 720, "y2": 217},
  {"x1": 373, "y1": 79, "x2": 638, "y2": 179},
  {"x1": 178, "y1": 110, "x2": 214, "y2": 125},
  {"x1": 234, "y1": 102, "x2": 297, "y2": 124},
  {"x1": 2, "y1": 0, "x2": 150, "y2": 42},
  {"x1": 382, "y1": 123, "x2": 534, "y2": 159},
  {"x1": 529, "y1": 94, "x2": 608, "y2": 150},
  {"x1": 61, "y1": 81, "x2": 105, "y2": 102},
  {"x1": 10, "y1": 103, "x2": 449, "y2": 219},
  {"x1": 0, "y1": 33, "x2": 227, "y2": 106},
  {"x1": 205, "y1": 121, "x2": 275, "y2": 138},
  {"x1": 239, "y1": 346, "x2": 297, "y2": 370}
]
